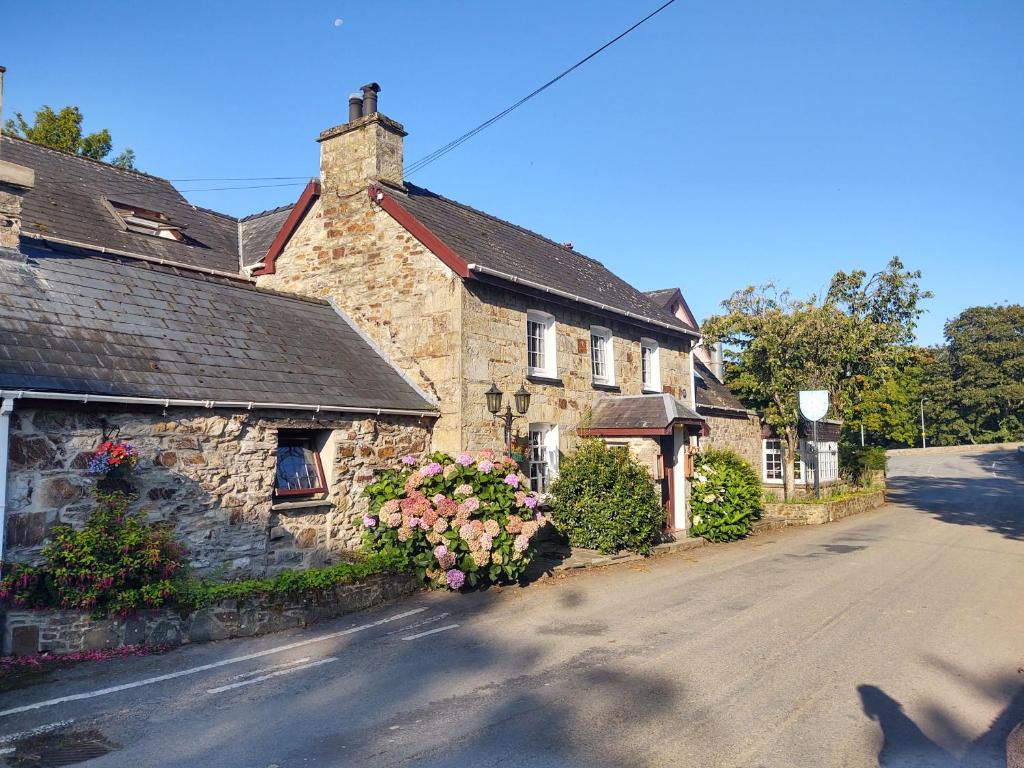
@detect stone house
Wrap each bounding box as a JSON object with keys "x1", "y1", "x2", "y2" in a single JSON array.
[
  {"x1": 0, "y1": 129, "x2": 436, "y2": 579},
  {"x1": 248, "y1": 83, "x2": 706, "y2": 532}
]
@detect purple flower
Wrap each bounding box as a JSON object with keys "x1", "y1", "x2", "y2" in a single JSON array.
[
  {"x1": 401, "y1": 455, "x2": 417, "y2": 466},
  {"x1": 478, "y1": 460, "x2": 495, "y2": 473},
  {"x1": 422, "y1": 462, "x2": 443, "y2": 477},
  {"x1": 446, "y1": 569, "x2": 466, "y2": 590},
  {"x1": 524, "y1": 495, "x2": 538, "y2": 509},
  {"x1": 533, "y1": 510, "x2": 544, "y2": 521},
  {"x1": 456, "y1": 453, "x2": 474, "y2": 466},
  {"x1": 433, "y1": 544, "x2": 448, "y2": 558},
  {"x1": 362, "y1": 514, "x2": 377, "y2": 528},
  {"x1": 503, "y1": 474, "x2": 519, "y2": 487}
]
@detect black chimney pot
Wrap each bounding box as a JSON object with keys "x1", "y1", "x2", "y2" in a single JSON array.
[
  {"x1": 348, "y1": 94, "x2": 363, "y2": 122},
  {"x1": 361, "y1": 82, "x2": 381, "y2": 116}
]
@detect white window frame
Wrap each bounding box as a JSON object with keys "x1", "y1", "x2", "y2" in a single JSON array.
[
  {"x1": 763, "y1": 438, "x2": 784, "y2": 483},
  {"x1": 526, "y1": 310, "x2": 557, "y2": 379},
  {"x1": 641, "y1": 338, "x2": 661, "y2": 392},
  {"x1": 590, "y1": 326, "x2": 615, "y2": 385},
  {"x1": 527, "y1": 423, "x2": 560, "y2": 495}
]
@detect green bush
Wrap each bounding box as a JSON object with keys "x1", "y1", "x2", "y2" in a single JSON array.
[
  {"x1": 839, "y1": 444, "x2": 888, "y2": 486},
  {"x1": 549, "y1": 439, "x2": 663, "y2": 555},
  {"x1": 689, "y1": 450, "x2": 762, "y2": 542},
  {"x1": 361, "y1": 450, "x2": 544, "y2": 590},
  {"x1": 0, "y1": 491, "x2": 185, "y2": 617}
]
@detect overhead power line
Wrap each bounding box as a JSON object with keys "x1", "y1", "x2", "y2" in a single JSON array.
[{"x1": 404, "y1": 0, "x2": 678, "y2": 177}]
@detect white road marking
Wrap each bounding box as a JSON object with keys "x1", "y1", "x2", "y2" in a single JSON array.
[
  {"x1": 386, "y1": 612, "x2": 451, "y2": 636},
  {"x1": 207, "y1": 657, "x2": 337, "y2": 694},
  {"x1": 0, "y1": 718, "x2": 75, "y2": 743},
  {"x1": 401, "y1": 624, "x2": 459, "y2": 641},
  {"x1": 227, "y1": 656, "x2": 311, "y2": 681},
  {"x1": 0, "y1": 747, "x2": 13, "y2": 756},
  {"x1": 0, "y1": 607, "x2": 427, "y2": 718}
]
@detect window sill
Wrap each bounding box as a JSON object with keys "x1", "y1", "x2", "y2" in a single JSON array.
[
  {"x1": 591, "y1": 382, "x2": 621, "y2": 393},
  {"x1": 641, "y1": 387, "x2": 663, "y2": 395},
  {"x1": 526, "y1": 374, "x2": 564, "y2": 387},
  {"x1": 271, "y1": 498, "x2": 333, "y2": 513}
]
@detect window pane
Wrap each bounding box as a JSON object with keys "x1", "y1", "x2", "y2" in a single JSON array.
[
  {"x1": 276, "y1": 444, "x2": 322, "y2": 492},
  {"x1": 641, "y1": 346, "x2": 650, "y2": 386},
  {"x1": 591, "y1": 333, "x2": 605, "y2": 378},
  {"x1": 528, "y1": 319, "x2": 546, "y2": 371},
  {"x1": 529, "y1": 428, "x2": 549, "y2": 493}
]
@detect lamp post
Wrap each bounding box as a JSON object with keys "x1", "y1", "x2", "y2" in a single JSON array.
[
  {"x1": 485, "y1": 382, "x2": 531, "y2": 455},
  {"x1": 920, "y1": 398, "x2": 927, "y2": 449}
]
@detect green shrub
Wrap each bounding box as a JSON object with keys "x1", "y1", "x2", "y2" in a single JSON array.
[
  {"x1": 0, "y1": 491, "x2": 185, "y2": 617},
  {"x1": 549, "y1": 439, "x2": 663, "y2": 555},
  {"x1": 839, "y1": 444, "x2": 888, "y2": 486},
  {"x1": 689, "y1": 450, "x2": 762, "y2": 542},
  {"x1": 361, "y1": 450, "x2": 544, "y2": 590}
]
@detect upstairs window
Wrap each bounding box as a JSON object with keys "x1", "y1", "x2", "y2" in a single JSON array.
[
  {"x1": 641, "y1": 338, "x2": 661, "y2": 391},
  {"x1": 274, "y1": 433, "x2": 326, "y2": 497},
  {"x1": 590, "y1": 326, "x2": 614, "y2": 385},
  {"x1": 527, "y1": 310, "x2": 557, "y2": 378},
  {"x1": 106, "y1": 199, "x2": 186, "y2": 241}
]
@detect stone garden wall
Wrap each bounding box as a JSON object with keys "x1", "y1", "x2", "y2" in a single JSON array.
[
  {"x1": 2, "y1": 571, "x2": 419, "y2": 656},
  {"x1": 4, "y1": 402, "x2": 431, "y2": 579},
  {"x1": 763, "y1": 489, "x2": 886, "y2": 526}
]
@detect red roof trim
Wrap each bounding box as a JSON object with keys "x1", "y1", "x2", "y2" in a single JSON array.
[
  {"x1": 251, "y1": 180, "x2": 321, "y2": 276},
  {"x1": 370, "y1": 185, "x2": 473, "y2": 279}
]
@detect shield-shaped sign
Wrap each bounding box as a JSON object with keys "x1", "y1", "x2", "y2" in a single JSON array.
[{"x1": 798, "y1": 390, "x2": 829, "y2": 422}]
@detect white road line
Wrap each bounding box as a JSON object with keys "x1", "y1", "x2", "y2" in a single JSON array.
[
  {"x1": 0, "y1": 607, "x2": 427, "y2": 719},
  {"x1": 207, "y1": 657, "x2": 337, "y2": 694},
  {"x1": 385, "y1": 612, "x2": 451, "y2": 636},
  {"x1": 401, "y1": 624, "x2": 459, "y2": 641},
  {"x1": 0, "y1": 718, "x2": 75, "y2": 743},
  {"x1": 227, "y1": 656, "x2": 311, "y2": 681}
]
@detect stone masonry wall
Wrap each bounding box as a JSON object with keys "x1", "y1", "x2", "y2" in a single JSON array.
[
  {"x1": 700, "y1": 410, "x2": 763, "y2": 476},
  {"x1": 5, "y1": 403, "x2": 430, "y2": 579},
  {"x1": 461, "y1": 281, "x2": 694, "y2": 456}
]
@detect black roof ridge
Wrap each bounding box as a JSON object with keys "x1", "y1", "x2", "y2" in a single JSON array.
[
  {"x1": 190, "y1": 203, "x2": 238, "y2": 221},
  {"x1": 240, "y1": 202, "x2": 295, "y2": 222},
  {"x1": 1, "y1": 133, "x2": 175, "y2": 186},
  {"x1": 402, "y1": 181, "x2": 605, "y2": 268}
]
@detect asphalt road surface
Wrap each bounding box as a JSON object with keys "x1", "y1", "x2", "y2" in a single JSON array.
[{"x1": 1, "y1": 449, "x2": 1021, "y2": 767}]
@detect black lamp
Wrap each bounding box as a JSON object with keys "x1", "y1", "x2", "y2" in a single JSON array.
[
  {"x1": 485, "y1": 382, "x2": 530, "y2": 454},
  {"x1": 513, "y1": 384, "x2": 531, "y2": 416},
  {"x1": 485, "y1": 383, "x2": 503, "y2": 415}
]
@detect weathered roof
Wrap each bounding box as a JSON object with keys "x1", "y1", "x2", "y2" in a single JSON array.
[
  {"x1": 240, "y1": 204, "x2": 293, "y2": 268},
  {"x1": 585, "y1": 394, "x2": 703, "y2": 435},
  {"x1": 385, "y1": 183, "x2": 696, "y2": 337},
  {"x1": 0, "y1": 241, "x2": 435, "y2": 412},
  {"x1": 644, "y1": 288, "x2": 679, "y2": 307},
  {"x1": 694, "y1": 359, "x2": 748, "y2": 413},
  {"x1": 1, "y1": 136, "x2": 241, "y2": 274}
]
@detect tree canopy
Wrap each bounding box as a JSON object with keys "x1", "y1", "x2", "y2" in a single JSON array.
[{"x1": 4, "y1": 105, "x2": 136, "y2": 169}]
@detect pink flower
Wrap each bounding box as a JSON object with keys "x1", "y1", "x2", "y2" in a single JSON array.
[
  {"x1": 443, "y1": 464, "x2": 459, "y2": 479},
  {"x1": 503, "y1": 474, "x2": 519, "y2": 487},
  {"x1": 505, "y1": 516, "x2": 524, "y2": 534},
  {"x1": 436, "y1": 497, "x2": 460, "y2": 518},
  {"x1": 455, "y1": 484, "x2": 473, "y2": 497},
  {"x1": 432, "y1": 518, "x2": 449, "y2": 534},
  {"x1": 401, "y1": 455, "x2": 417, "y2": 466},
  {"x1": 483, "y1": 519, "x2": 500, "y2": 537},
  {"x1": 472, "y1": 550, "x2": 491, "y2": 567},
  {"x1": 456, "y1": 452, "x2": 474, "y2": 466},
  {"x1": 433, "y1": 493, "x2": 446, "y2": 505},
  {"x1": 514, "y1": 491, "x2": 527, "y2": 506},
  {"x1": 362, "y1": 514, "x2": 377, "y2": 528},
  {"x1": 446, "y1": 569, "x2": 466, "y2": 589},
  {"x1": 462, "y1": 497, "x2": 480, "y2": 512},
  {"x1": 409, "y1": 517, "x2": 422, "y2": 529},
  {"x1": 387, "y1": 512, "x2": 402, "y2": 528},
  {"x1": 422, "y1": 462, "x2": 443, "y2": 477},
  {"x1": 477, "y1": 460, "x2": 495, "y2": 473},
  {"x1": 479, "y1": 533, "x2": 493, "y2": 551},
  {"x1": 404, "y1": 472, "x2": 425, "y2": 493},
  {"x1": 514, "y1": 534, "x2": 530, "y2": 552},
  {"x1": 433, "y1": 544, "x2": 448, "y2": 558},
  {"x1": 397, "y1": 526, "x2": 411, "y2": 542},
  {"x1": 524, "y1": 495, "x2": 538, "y2": 509},
  {"x1": 381, "y1": 499, "x2": 401, "y2": 516}
]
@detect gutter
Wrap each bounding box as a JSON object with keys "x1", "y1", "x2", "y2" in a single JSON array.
[
  {"x1": 464, "y1": 263, "x2": 701, "y2": 340},
  {"x1": 0, "y1": 390, "x2": 438, "y2": 419},
  {"x1": 0, "y1": 397, "x2": 13, "y2": 564}
]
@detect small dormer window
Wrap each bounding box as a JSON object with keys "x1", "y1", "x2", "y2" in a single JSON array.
[{"x1": 106, "y1": 199, "x2": 186, "y2": 241}]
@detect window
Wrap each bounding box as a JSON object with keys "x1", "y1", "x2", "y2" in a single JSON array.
[
  {"x1": 527, "y1": 311, "x2": 557, "y2": 378},
  {"x1": 801, "y1": 440, "x2": 838, "y2": 484},
  {"x1": 764, "y1": 439, "x2": 783, "y2": 482},
  {"x1": 106, "y1": 199, "x2": 186, "y2": 241},
  {"x1": 641, "y1": 338, "x2": 660, "y2": 391},
  {"x1": 528, "y1": 423, "x2": 559, "y2": 494},
  {"x1": 590, "y1": 326, "x2": 614, "y2": 384},
  {"x1": 763, "y1": 439, "x2": 813, "y2": 484},
  {"x1": 274, "y1": 434, "x2": 326, "y2": 497}
]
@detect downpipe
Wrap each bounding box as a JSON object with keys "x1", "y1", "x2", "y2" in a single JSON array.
[{"x1": 0, "y1": 397, "x2": 13, "y2": 565}]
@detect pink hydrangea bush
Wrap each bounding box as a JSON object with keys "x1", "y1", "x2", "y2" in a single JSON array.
[{"x1": 361, "y1": 450, "x2": 543, "y2": 590}]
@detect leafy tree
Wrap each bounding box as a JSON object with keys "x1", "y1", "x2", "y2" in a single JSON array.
[
  {"x1": 4, "y1": 104, "x2": 135, "y2": 167},
  {"x1": 922, "y1": 305, "x2": 1024, "y2": 445},
  {"x1": 703, "y1": 258, "x2": 929, "y2": 498}
]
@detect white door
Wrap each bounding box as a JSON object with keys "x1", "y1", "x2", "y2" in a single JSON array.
[{"x1": 673, "y1": 426, "x2": 689, "y2": 534}]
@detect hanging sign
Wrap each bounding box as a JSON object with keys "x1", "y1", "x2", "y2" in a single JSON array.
[{"x1": 798, "y1": 390, "x2": 829, "y2": 422}]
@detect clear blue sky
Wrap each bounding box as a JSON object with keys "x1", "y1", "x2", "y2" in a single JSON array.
[{"x1": 3, "y1": 1, "x2": 1020, "y2": 345}]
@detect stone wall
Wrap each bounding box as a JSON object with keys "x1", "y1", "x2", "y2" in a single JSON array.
[
  {"x1": 4, "y1": 402, "x2": 430, "y2": 579},
  {"x1": 763, "y1": 489, "x2": 886, "y2": 526},
  {"x1": 461, "y1": 282, "x2": 693, "y2": 455},
  {"x1": 2, "y1": 571, "x2": 419, "y2": 655},
  {"x1": 699, "y1": 409, "x2": 762, "y2": 476}
]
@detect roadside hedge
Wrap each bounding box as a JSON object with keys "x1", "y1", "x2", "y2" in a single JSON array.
[{"x1": 688, "y1": 450, "x2": 762, "y2": 542}]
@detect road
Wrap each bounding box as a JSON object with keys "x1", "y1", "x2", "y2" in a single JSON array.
[{"x1": 1, "y1": 449, "x2": 1021, "y2": 767}]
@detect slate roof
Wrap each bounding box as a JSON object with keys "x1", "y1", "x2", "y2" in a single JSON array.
[
  {"x1": 587, "y1": 394, "x2": 703, "y2": 433},
  {"x1": 0, "y1": 241, "x2": 435, "y2": 412},
  {"x1": 386, "y1": 184, "x2": 697, "y2": 337},
  {"x1": 693, "y1": 359, "x2": 748, "y2": 413},
  {"x1": 240, "y1": 205, "x2": 293, "y2": 268},
  {"x1": 2, "y1": 136, "x2": 242, "y2": 274},
  {"x1": 644, "y1": 288, "x2": 679, "y2": 308}
]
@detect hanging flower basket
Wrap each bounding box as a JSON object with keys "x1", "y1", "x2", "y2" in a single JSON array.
[{"x1": 87, "y1": 441, "x2": 141, "y2": 479}]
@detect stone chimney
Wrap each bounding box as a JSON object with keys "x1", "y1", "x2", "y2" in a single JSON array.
[
  {"x1": 318, "y1": 82, "x2": 406, "y2": 194},
  {"x1": 0, "y1": 66, "x2": 35, "y2": 251}
]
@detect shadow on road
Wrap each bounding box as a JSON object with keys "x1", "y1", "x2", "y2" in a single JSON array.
[{"x1": 886, "y1": 452, "x2": 1024, "y2": 541}]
